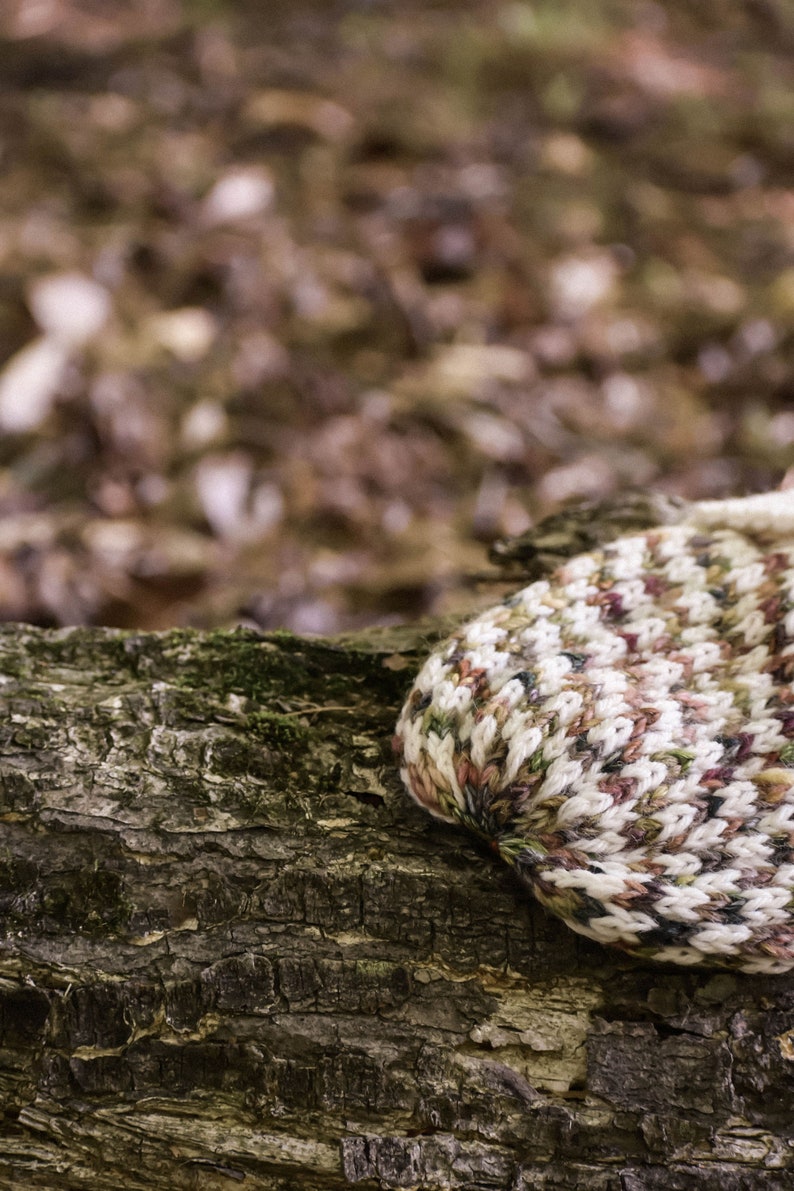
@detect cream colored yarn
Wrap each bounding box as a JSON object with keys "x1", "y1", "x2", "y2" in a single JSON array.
[{"x1": 396, "y1": 491, "x2": 794, "y2": 973}]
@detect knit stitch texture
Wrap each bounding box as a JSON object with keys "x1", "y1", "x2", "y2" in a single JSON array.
[{"x1": 396, "y1": 501, "x2": 794, "y2": 973}]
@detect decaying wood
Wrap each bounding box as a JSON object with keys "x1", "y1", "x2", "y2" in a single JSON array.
[{"x1": 0, "y1": 619, "x2": 793, "y2": 1190}]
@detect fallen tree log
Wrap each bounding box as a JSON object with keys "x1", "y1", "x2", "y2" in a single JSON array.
[{"x1": 0, "y1": 620, "x2": 792, "y2": 1190}]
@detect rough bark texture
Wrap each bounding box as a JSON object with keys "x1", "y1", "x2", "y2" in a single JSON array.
[{"x1": 0, "y1": 620, "x2": 792, "y2": 1190}]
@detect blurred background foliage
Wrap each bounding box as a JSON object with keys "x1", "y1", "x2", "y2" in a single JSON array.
[{"x1": 0, "y1": 0, "x2": 792, "y2": 631}]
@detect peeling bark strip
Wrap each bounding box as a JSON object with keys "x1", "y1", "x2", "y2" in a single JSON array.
[{"x1": 0, "y1": 623, "x2": 793, "y2": 1190}]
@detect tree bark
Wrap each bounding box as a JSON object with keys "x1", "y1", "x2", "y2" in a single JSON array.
[{"x1": 0, "y1": 621, "x2": 792, "y2": 1190}]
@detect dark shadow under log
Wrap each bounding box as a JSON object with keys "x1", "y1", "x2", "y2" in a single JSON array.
[{"x1": 0, "y1": 622, "x2": 792, "y2": 1190}]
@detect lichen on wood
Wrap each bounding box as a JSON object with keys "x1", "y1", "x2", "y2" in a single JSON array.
[{"x1": 0, "y1": 622, "x2": 792, "y2": 1190}]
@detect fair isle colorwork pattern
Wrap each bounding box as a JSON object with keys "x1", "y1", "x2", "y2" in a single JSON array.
[{"x1": 396, "y1": 498, "x2": 794, "y2": 973}]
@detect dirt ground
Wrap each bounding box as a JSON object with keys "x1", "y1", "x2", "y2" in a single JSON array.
[{"x1": 0, "y1": 0, "x2": 792, "y2": 632}]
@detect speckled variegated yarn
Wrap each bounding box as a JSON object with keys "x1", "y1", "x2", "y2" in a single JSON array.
[{"x1": 396, "y1": 501, "x2": 794, "y2": 973}]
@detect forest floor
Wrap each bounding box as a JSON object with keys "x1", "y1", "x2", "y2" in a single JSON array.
[{"x1": 0, "y1": 0, "x2": 792, "y2": 631}]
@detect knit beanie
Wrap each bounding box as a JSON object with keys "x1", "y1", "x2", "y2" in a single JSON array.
[{"x1": 395, "y1": 491, "x2": 794, "y2": 973}]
